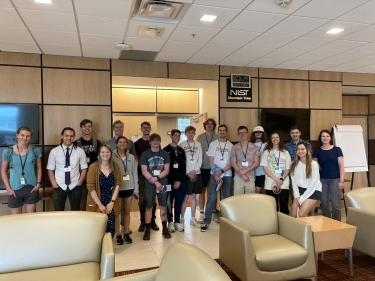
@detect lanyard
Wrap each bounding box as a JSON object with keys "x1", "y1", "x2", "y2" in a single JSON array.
[
  {"x1": 240, "y1": 142, "x2": 248, "y2": 161},
  {"x1": 187, "y1": 141, "x2": 196, "y2": 161},
  {"x1": 205, "y1": 133, "x2": 213, "y2": 150},
  {"x1": 118, "y1": 151, "x2": 128, "y2": 173},
  {"x1": 272, "y1": 150, "x2": 281, "y2": 167},
  {"x1": 219, "y1": 141, "x2": 227, "y2": 160},
  {"x1": 16, "y1": 145, "x2": 29, "y2": 176},
  {"x1": 258, "y1": 143, "x2": 263, "y2": 152}
]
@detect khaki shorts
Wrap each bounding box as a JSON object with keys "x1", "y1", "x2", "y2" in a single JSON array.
[{"x1": 233, "y1": 174, "x2": 255, "y2": 196}]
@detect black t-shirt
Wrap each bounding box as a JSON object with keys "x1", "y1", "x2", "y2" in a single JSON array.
[
  {"x1": 75, "y1": 138, "x2": 101, "y2": 166},
  {"x1": 163, "y1": 144, "x2": 186, "y2": 184},
  {"x1": 140, "y1": 149, "x2": 170, "y2": 187},
  {"x1": 135, "y1": 137, "x2": 151, "y2": 175}
]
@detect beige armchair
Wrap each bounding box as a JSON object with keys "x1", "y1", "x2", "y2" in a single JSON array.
[
  {"x1": 219, "y1": 194, "x2": 316, "y2": 281},
  {"x1": 107, "y1": 242, "x2": 231, "y2": 281},
  {"x1": 346, "y1": 187, "x2": 375, "y2": 257},
  {"x1": 0, "y1": 211, "x2": 114, "y2": 281}
]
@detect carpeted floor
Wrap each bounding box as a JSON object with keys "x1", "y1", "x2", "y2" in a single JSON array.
[{"x1": 116, "y1": 250, "x2": 375, "y2": 280}]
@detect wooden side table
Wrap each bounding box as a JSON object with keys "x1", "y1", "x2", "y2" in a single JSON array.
[{"x1": 299, "y1": 215, "x2": 357, "y2": 276}]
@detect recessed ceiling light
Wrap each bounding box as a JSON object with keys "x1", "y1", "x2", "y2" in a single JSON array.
[
  {"x1": 35, "y1": 0, "x2": 52, "y2": 4},
  {"x1": 200, "y1": 14, "x2": 217, "y2": 23},
  {"x1": 326, "y1": 27, "x2": 344, "y2": 35}
]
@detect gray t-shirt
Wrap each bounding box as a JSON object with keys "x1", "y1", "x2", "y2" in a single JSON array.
[
  {"x1": 196, "y1": 132, "x2": 218, "y2": 169},
  {"x1": 140, "y1": 149, "x2": 170, "y2": 187}
]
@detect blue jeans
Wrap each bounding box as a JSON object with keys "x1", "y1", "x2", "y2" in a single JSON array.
[
  {"x1": 321, "y1": 178, "x2": 341, "y2": 221},
  {"x1": 204, "y1": 176, "x2": 232, "y2": 224}
]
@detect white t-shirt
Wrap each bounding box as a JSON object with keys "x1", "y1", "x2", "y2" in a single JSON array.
[
  {"x1": 261, "y1": 149, "x2": 291, "y2": 190},
  {"x1": 254, "y1": 142, "x2": 267, "y2": 176},
  {"x1": 207, "y1": 139, "x2": 233, "y2": 177},
  {"x1": 180, "y1": 140, "x2": 202, "y2": 174}
]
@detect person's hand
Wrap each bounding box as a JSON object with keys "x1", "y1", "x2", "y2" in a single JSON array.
[
  {"x1": 31, "y1": 183, "x2": 40, "y2": 193},
  {"x1": 214, "y1": 172, "x2": 222, "y2": 182},
  {"x1": 173, "y1": 181, "x2": 181, "y2": 189},
  {"x1": 275, "y1": 178, "x2": 283, "y2": 188},
  {"x1": 6, "y1": 188, "x2": 16, "y2": 197},
  {"x1": 149, "y1": 177, "x2": 158, "y2": 184},
  {"x1": 155, "y1": 181, "x2": 163, "y2": 191},
  {"x1": 216, "y1": 177, "x2": 223, "y2": 185},
  {"x1": 189, "y1": 173, "x2": 197, "y2": 182},
  {"x1": 106, "y1": 202, "x2": 114, "y2": 214},
  {"x1": 241, "y1": 174, "x2": 250, "y2": 182},
  {"x1": 99, "y1": 204, "x2": 106, "y2": 213},
  {"x1": 133, "y1": 193, "x2": 139, "y2": 199},
  {"x1": 239, "y1": 169, "x2": 247, "y2": 176},
  {"x1": 52, "y1": 184, "x2": 59, "y2": 189},
  {"x1": 339, "y1": 181, "x2": 345, "y2": 190}
]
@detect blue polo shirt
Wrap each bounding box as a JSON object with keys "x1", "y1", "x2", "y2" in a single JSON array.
[
  {"x1": 285, "y1": 140, "x2": 313, "y2": 162},
  {"x1": 313, "y1": 146, "x2": 343, "y2": 179}
]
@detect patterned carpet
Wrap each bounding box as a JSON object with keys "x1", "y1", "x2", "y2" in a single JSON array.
[{"x1": 116, "y1": 250, "x2": 375, "y2": 280}]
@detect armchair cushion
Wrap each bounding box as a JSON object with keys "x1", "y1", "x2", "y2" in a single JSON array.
[
  {"x1": 251, "y1": 234, "x2": 308, "y2": 272},
  {"x1": 346, "y1": 187, "x2": 375, "y2": 214}
]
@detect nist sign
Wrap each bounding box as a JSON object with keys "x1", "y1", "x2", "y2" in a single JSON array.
[{"x1": 226, "y1": 75, "x2": 252, "y2": 102}]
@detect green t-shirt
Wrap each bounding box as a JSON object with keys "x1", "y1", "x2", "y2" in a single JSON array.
[{"x1": 2, "y1": 147, "x2": 42, "y2": 190}]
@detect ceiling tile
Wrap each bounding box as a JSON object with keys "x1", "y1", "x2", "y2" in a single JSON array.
[
  {"x1": 339, "y1": 0, "x2": 375, "y2": 24},
  {"x1": 194, "y1": 0, "x2": 253, "y2": 9},
  {"x1": 343, "y1": 25, "x2": 375, "y2": 42},
  {"x1": 265, "y1": 16, "x2": 328, "y2": 38},
  {"x1": 0, "y1": 7, "x2": 25, "y2": 28},
  {"x1": 156, "y1": 51, "x2": 192, "y2": 63},
  {"x1": 13, "y1": 0, "x2": 73, "y2": 13},
  {"x1": 33, "y1": 30, "x2": 79, "y2": 46},
  {"x1": 74, "y1": 0, "x2": 132, "y2": 18},
  {"x1": 83, "y1": 47, "x2": 120, "y2": 59},
  {"x1": 306, "y1": 20, "x2": 368, "y2": 40},
  {"x1": 276, "y1": 61, "x2": 309, "y2": 70},
  {"x1": 188, "y1": 29, "x2": 259, "y2": 64},
  {"x1": 246, "y1": 0, "x2": 311, "y2": 14},
  {"x1": 125, "y1": 36, "x2": 165, "y2": 51},
  {"x1": 0, "y1": 40, "x2": 40, "y2": 53},
  {"x1": 226, "y1": 10, "x2": 287, "y2": 33},
  {"x1": 161, "y1": 40, "x2": 204, "y2": 54},
  {"x1": 179, "y1": 4, "x2": 239, "y2": 28},
  {"x1": 77, "y1": 15, "x2": 127, "y2": 37},
  {"x1": 294, "y1": 0, "x2": 368, "y2": 19},
  {"x1": 81, "y1": 34, "x2": 119, "y2": 49},
  {"x1": 0, "y1": 0, "x2": 12, "y2": 8},
  {"x1": 169, "y1": 25, "x2": 220, "y2": 43},
  {"x1": 247, "y1": 58, "x2": 279, "y2": 68},
  {"x1": 19, "y1": 9, "x2": 76, "y2": 32},
  {"x1": 40, "y1": 44, "x2": 81, "y2": 56},
  {"x1": 0, "y1": 27, "x2": 34, "y2": 42},
  {"x1": 346, "y1": 42, "x2": 375, "y2": 56},
  {"x1": 313, "y1": 39, "x2": 367, "y2": 56}
]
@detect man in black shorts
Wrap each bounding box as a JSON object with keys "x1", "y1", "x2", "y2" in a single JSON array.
[{"x1": 140, "y1": 133, "x2": 171, "y2": 240}]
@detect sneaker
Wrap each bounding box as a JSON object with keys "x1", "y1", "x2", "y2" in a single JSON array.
[
  {"x1": 168, "y1": 222, "x2": 175, "y2": 233},
  {"x1": 143, "y1": 228, "x2": 150, "y2": 240},
  {"x1": 190, "y1": 217, "x2": 198, "y2": 227},
  {"x1": 116, "y1": 235, "x2": 124, "y2": 245},
  {"x1": 124, "y1": 233, "x2": 133, "y2": 244},
  {"x1": 175, "y1": 222, "x2": 184, "y2": 232},
  {"x1": 198, "y1": 212, "x2": 205, "y2": 223},
  {"x1": 138, "y1": 223, "x2": 145, "y2": 232},
  {"x1": 151, "y1": 222, "x2": 160, "y2": 231},
  {"x1": 200, "y1": 224, "x2": 209, "y2": 232},
  {"x1": 162, "y1": 229, "x2": 171, "y2": 239}
]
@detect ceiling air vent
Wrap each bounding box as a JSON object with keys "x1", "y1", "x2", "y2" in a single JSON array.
[
  {"x1": 137, "y1": 0, "x2": 183, "y2": 20},
  {"x1": 138, "y1": 26, "x2": 164, "y2": 38}
]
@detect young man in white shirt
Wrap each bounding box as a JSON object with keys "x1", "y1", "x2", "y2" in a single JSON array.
[
  {"x1": 47, "y1": 127, "x2": 88, "y2": 211},
  {"x1": 201, "y1": 124, "x2": 233, "y2": 232},
  {"x1": 180, "y1": 126, "x2": 202, "y2": 227}
]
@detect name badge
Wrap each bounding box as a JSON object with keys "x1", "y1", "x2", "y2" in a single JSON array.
[
  {"x1": 64, "y1": 166, "x2": 72, "y2": 172},
  {"x1": 86, "y1": 157, "x2": 90, "y2": 163},
  {"x1": 157, "y1": 184, "x2": 172, "y2": 194},
  {"x1": 173, "y1": 163, "x2": 179, "y2": 169},
  {"x1": 123, "y1": 175, "x2": 130, "y2": 181},
  {"x1": 275, "y1": 169, "x2": 283, "y2": 177},
  {"x1": 20, "y1": 177, "x2": 26, "y2": 185},
  {"x1": 241, "y1": 161, "x2": 249, "y2": 167},
  {"x1": 153, "y1": 170, "x2": 161, "y2": 176},
  {"x1": 206, "y1": 151, "x2": 209, "y2": 156},
  {"x1": 190, "y1": 160, "x2": 195, "y2": 164}
]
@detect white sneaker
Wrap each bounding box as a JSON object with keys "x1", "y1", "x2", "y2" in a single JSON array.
[
  {"x1": 198, "y1": 213, "x2": 205, "y2": 223},
  {"x1": 168, "y1": 222, "x2": 176, "y2": 233},
  {"x1": 175, "y1": 222, "x2": 184, "y2": 232},
  {"x1": 190, "y1": 217, "x2": 198, "y2": 227}
]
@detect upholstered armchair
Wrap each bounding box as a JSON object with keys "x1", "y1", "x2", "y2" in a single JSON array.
[
  {"x1": 0, "y1": 211, "x2": 114, "y2": 281},
  {"x1": 107, "y1": 242, "x2": 231, "y2": 281},
  {"x1": 219, "y1": 194, "x2": 316, "y2": 281},
  {"x1": 346, "y1": 187, "x2": 375, "y2": 257}
]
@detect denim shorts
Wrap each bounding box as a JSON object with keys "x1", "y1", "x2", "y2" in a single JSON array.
[{"x1": 8, "y1": 185, "x2": 39, "y2": 208}]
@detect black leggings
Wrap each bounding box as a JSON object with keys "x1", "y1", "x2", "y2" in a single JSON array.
[
  {"x1": 167, "y1": 181, "x2": 187, "y2": 223},
  {"x1": 266, "y1": 189, "x2": 289, "y2": 215}
]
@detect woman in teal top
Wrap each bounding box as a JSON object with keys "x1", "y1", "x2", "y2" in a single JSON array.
[{"x1": 1, "y1": 127, "x2": 42, "y2": 214}]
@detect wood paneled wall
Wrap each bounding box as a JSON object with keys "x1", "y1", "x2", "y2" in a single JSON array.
[{"x1": 342, "y1": 95, "x2": 369, "y2": 115}]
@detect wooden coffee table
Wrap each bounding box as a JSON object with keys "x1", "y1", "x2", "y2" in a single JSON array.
[{"x1": 299, "y1": 215, "x2": 356, "y2": 276}]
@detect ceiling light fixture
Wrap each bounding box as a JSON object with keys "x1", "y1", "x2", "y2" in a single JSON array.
[
  {"x1": 35, "y1": 0, "x2": 52, "y2": 4},
  {"x1": 116, "y1": 42, "x2": 132, "y2": 50},
  {"x1": 200, "y1": 14, "x2": 217, "y2": 23},
  {"x1": 276, "y1": 0, "x2": 292, "y2": 8},
  {"x1": 326, "y1": 27, "x2": 344, "y2": 35}
]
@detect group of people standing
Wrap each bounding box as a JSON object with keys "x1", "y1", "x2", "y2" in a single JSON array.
[{"x1": 1, "y1": 118, "x2": 345, "y2": 243}]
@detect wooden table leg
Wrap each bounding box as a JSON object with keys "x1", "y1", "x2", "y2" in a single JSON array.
[{"x1": 315, "y1": 252, "x2": 319, "y2": 274}]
